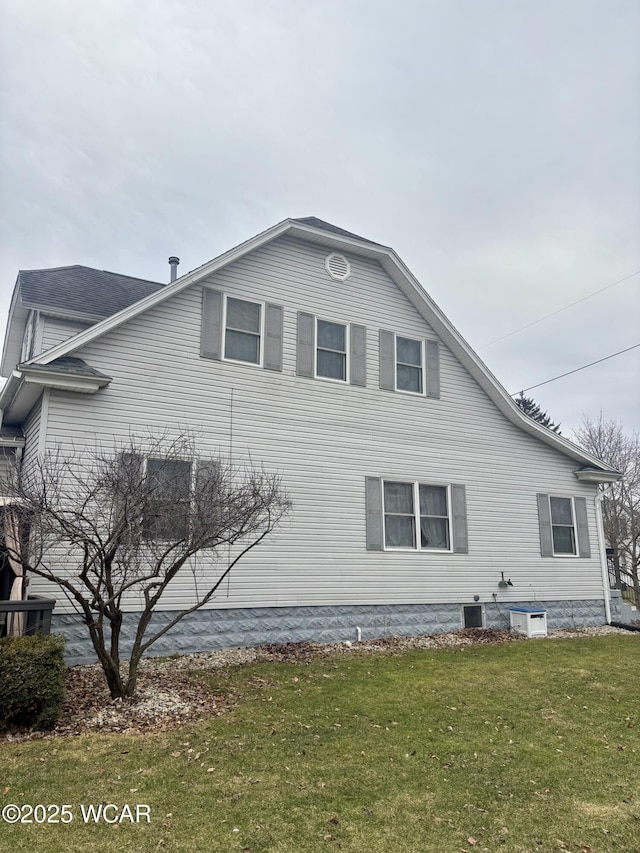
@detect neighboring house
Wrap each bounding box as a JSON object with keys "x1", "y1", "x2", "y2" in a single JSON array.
[{"x1": 0, "y1": 217, "x2": 621, "y2": 662}]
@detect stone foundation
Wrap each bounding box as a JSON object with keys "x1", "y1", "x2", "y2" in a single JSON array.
[{"x1": 51, "y1": 599, "x2": 607, "y2": 664}]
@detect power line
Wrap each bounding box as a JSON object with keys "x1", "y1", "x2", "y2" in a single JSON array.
[
  {"x1": 480, "y1": 269, "x2": 640, "y2": 349},
  {"x1": 512, "y1": 342, "x2": 640, "y2": 395}
]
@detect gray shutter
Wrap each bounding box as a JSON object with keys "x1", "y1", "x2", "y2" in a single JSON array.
[
  {"x1": 264, "y1": 304, "x2": 283, "y2": 371},
  {"x1": 350, "y1": 324, "x2": 367, "y2": 387},
  {"x1": 379, "y1": 330, "x2": 395, "y2": 390},
  {"x1": 537, "y1": 493, "x2": 553, "y2": 556},
  {"x1": 296, "y1": 312, "x2": 315, "y2": 377},
  {"x1": 451, "y1": 484, "x2": 468, "y2": 554},
  {"x1": 201, "y1": 289, "x2": 222, "y2": 360},
  {"x1": 426, "y1": 340, "x2": 440, "y2": 399},
  {"x1": 119, "y1": 451, "x2": 144, "y2": 485},
  {"x1": 365, "y1": 477, "x2": 383, "y2": 551},
  {"x1": 196, "y1": 459, "x2": 220, "y2": 491},
  {"x1": 574, "y1": 497, "x2": 591, "y2": 558}
]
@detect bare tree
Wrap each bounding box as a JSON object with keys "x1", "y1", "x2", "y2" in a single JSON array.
[
  {"x1": 573, "y1": 414, "x2": 640, "y2": 609},
  {"x1": 1, "y1": 433, "x2": 290, "y2": 698}
]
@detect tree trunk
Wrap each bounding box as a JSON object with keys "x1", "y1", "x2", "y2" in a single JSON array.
[
  {"x1": 101, "y1": 655, "x2": 127, "y2": 700},
  {"x1": 84, "y1": 612, "x2": 128, "y2": 698}
]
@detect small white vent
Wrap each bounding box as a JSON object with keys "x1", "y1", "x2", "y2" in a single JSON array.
[{"x1": 325, "y1": 253, "x2": 351, "y2": 282}]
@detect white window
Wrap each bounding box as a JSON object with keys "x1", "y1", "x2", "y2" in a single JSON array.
[
  {"x1": 316, "y1": 319, "x2": 349, "y2": 381},
  {"x1": 549, "y1": 496, "x2": 577, "y2": 555},
  {"x1": 223, "y1": 296, "x2": 263, "y2": 365},
  {"x1": 383, "y1": 481, "x2": 451, "y2": 551},
  {"x1": 395, "y1": 336, "x2": 424, "y2": 394}
]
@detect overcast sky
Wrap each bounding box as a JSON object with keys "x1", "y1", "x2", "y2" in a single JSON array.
[{"x1": 1, "y1": 0, "x2": 638, "y2": 437}]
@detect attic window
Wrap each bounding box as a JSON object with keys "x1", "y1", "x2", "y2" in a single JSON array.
[{"x1": 325, "y1": 253, "x2": 351, "y2": 282}]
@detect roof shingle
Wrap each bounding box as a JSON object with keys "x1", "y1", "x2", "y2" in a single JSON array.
[
  {"x1": 18, "y1": 266, "x2": 164, "y2": 318},
  {"x1": 292, "y1": 217, "x2": 385, "y2": 247}
]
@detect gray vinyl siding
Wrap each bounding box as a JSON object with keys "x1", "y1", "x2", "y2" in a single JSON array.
[
  {"x1": 21, "y1": 397, "x2": 43, "y2": 470},
  {"x1": 39, "y1": 317, "x2": 92, "y2": 355},
  {"x1": 28, "y1": 235, "x2": 604, "y2": 613}
]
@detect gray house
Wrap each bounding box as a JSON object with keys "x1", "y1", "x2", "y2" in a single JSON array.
[{"x1": 0, "y1": 217, "x2": 621, "y2": 661}]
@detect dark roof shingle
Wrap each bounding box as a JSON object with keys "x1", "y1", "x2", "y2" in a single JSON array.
[
  {"x1": 18, "y1": 266, "x2": 164, "y2": 318},
  {"x1": 292, "y1": 217, "x2": 385, "y2": 247}
]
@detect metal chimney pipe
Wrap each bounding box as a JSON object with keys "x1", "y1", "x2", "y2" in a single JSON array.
[{"x1": 168, "y1": 256, "x2": 180, "y2": 283}]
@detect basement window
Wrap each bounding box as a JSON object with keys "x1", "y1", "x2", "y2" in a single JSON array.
[{"x1": 462, "y1": 604, "x2": 484, "y2": 629}]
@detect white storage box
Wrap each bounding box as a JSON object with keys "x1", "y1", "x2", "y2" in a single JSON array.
[{"x1": 509, "y1": 607, "x2": 548, "y2": 638}]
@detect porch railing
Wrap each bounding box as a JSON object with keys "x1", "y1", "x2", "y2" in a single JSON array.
[
  {"x1": 608, "y1": 564, "x2": 639, "y2": 609},
  {"x1": 0, "y1": 595, "x2": 56, "y2": 638}
]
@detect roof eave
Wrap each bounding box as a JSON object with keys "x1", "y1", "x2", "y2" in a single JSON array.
[
  {"x1": 574, "y1": 467, "x2": 622, "y2": 484},
  {"x1": 0, "y1": 435, "x2": 25, "y2": 449},
  {"x1": 0, "y1": 366, "x2": 112, "y2": 427},
  {"x1": 1, "y1": 277, "x2": 28, "y2": 377},
  {"x1": 21, "y1": 303, "x2": 105, "y2": 323},
  {"x1": 21, "y1": 366, "x2": 112, "y2": 392}
]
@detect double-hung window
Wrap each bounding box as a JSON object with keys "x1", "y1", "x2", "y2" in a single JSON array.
[
  {"x1": 297, "y1": 313, "x2": 366, "y2": 385},
  {"x1": 396, "y1": 336, "x2": 424, "y2": 394},
  {"x1": 419, "y1": 484, "x2": 450, "y2": 549},
  {"x1": 143, "y1": 458, "x2": 192, "y2": 541},
  {"x1": 549, "y1": 496, "x2": 577, "y2": 555},
  {"x1": 316, "y1": 319, "x2": 348, "y2": 381},
  {"x1": 379, "y1": 330, "x2": 440, "y2": 398},
  {"x1": 536, "y1": 493, "x2": 589, "y2": 558},
  {"x1": 383, "y1": 482, "x2": 416, "y2": 548},
  {"x1": 383, "y1": 481, "x2": 451, "y2": 550},
  {"x1": 224, "y1": 296, "x2": 263, "y2": 365}
]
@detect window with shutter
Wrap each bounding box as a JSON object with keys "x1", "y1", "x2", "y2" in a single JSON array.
[
  {"x1": 298, "y1": 314, "x2": 366, "y2": 386},
  {"x1": 201, "y1": 291, "x2": 282, "y2": 370},
  {"x1": 380, "y1": 330, "x2": 441, "y2": 398},
  {"x1": 537, "y1": 494, "x2": 590, "y2": 557},
  {"x1": 374, "y1": 480, "x2": 466, "y2": 552}
]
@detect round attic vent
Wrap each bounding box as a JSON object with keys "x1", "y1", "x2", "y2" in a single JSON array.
[{"x1": 325, "y1": 253, "x2": 351, "y2": 282}]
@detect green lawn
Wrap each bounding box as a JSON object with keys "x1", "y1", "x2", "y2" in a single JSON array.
[{"x1": 1, "y1": 635, "x2": 639, "y2": 853}]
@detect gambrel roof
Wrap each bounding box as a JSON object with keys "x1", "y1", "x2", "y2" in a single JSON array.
[{"x1": 0, "y1": 217, "x2": 621, "y2": 478}]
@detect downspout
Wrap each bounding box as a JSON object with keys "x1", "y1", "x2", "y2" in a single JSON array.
[{"x1": 595, "y1": 485, "x2": 614, "y2": 624}]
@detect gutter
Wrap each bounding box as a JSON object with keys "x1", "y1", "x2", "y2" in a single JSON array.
[{"x1": 595, "y1": 484, "x2": 614, "y2": 624}]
